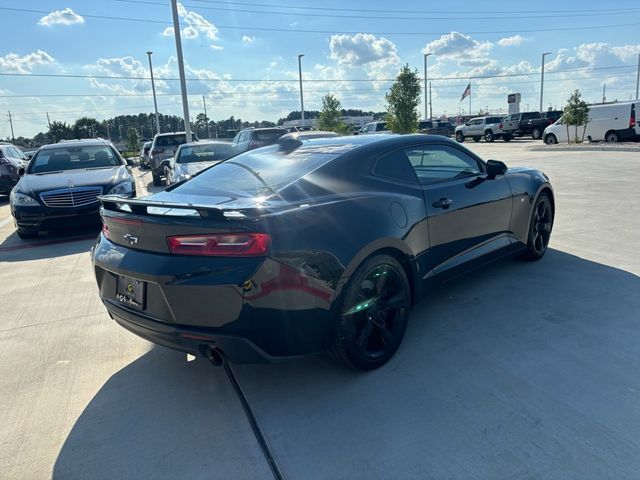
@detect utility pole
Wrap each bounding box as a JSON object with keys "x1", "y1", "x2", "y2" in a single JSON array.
[
  {"x1": 118, "y1": 124, "x2": 123, "y2": 142},
  {"x1": 46, "y1": 112, "x2": 52, "y2": 130},
  {"x1": 635, "y1": 53, "x2": 639, "y2": 99},
  {"x1": 540, "y1": 52, "x2": 551, "y2": 113},
  {"x1": 429, "y1": 81, "x2": 433, "y2": 121},
  {"x1": 7, "y1": 111, "x2": 15, "y2": 143},
  {"x1": 106, "y1": 121, "x2": 111, "y2": 140},
  {"x1": 146, "y1": 51, "x2": 161, "y2": 135},
  {"x1": 602, "y1": 84, "x2": 606, "y2": 103},
  {"x1": 171, "y1": 0, "x2": 191, "y2": 141},
  {"x1": 423, "y1": 53, "x2": 431, "y2": 121},
  {"x1": 297, "y1": 54, "x2": 305, "y2": 121},
  {"x1": 203, "y1": 95, "x2": 211, "y2": 139}
]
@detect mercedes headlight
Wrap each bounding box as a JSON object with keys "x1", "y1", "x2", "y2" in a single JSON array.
[
  {"x1": 108, "y1": 181, "x2": 134, "y2": 195},
  {"x1": 10, "y1": 190, "x2": 38, "y2": 206}
]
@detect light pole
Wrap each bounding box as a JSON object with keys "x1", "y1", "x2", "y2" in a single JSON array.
[
  {"x1": 146, "y1": 51, "x2": 161, "y2": 135},
  {"x1": 635, "y1": 53, "x2": 639, "y2": 99},
  {"x1": 540, "y1": 52, "x2": 551, "y2": 113},
  {"x1": 171, "y1": 0, "x2": 191, "y2": 141},
  {"x1": 297, "y1": 54, "x2": 305, "y2": 121},
  {"x1": 423, "y1": 53, "x2": 431, "y2": 121}
]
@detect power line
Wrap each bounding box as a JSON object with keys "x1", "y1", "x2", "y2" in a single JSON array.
[
  {"x1": 112, "y1": 0, "x2": 640, "y2": 20},
  {"x1": 0, "y1": 65, "x2": 635, "y2": 84},
  {"x1": 2, "y1": 7, "x2": 640, "y2": 36}
]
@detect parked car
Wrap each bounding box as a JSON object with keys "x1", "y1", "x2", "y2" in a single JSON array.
[
  {"x1": 418, "y1": 120, "x2": 455, "y2": 137},
  {"x1": 165, "y1": 141, "x2": 234, "y2": 186},
  {"x1": 279, "y1": 131, "x2": 340, "y2": 143},
  {"x1": 499, "y1": 112, "x2": 541, "y2": 139},
  {"x1": 455, "y1": 116, "x2": 505, "y2": 142},
  {"x1": 139, "y1": 141, "x2": 152, "y2": 169},
  {"x1": 150, "y1": 132, "x2": 198, "y2": 186},
  {"x1": 521, "y1": 111, "x2": 563, "y2": 139},
  {"x1": 22, "y1": 148, "x2": 38, "y2": 160},
  {"x1": 356, "y1": 121, "x2": 388, "y2": 135},
  {"x1": 0, "y1": 143, "x2": 29, "y2": 195},
  {"x1": 543, "y1": 101, "x2": 640, "y2": 144},
  {"x1": 10, "y1": 139, "x2": 135, "y2": 239},
  {"x1": 93, "y1": 134, "x2": 554, "y2": 370},
  {"x1": 231, "y1": 127, "x2": 287, "y2": 155}
]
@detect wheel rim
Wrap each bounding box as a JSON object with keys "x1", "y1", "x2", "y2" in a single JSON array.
[
  {"x1": 342, "y1": 265, "x2": 407, "y2": 360},
  {"x1": 532, "y1": 198, "x2": 552, "y2": 254}
]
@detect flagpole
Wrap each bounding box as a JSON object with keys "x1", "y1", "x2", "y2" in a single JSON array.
[{"x1": 468, "y1": 78, "x2": 472, "y2": 117}]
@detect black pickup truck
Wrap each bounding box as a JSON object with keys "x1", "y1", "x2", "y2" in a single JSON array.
[
  {"x1": 499, "y1": 112, "x2": 541, "y2": 139},
  {"x1": 521, "y1": 110, "x2": 563, "y2": 139}
]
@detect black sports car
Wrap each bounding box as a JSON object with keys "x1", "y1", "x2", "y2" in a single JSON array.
[
  {"x1": 92, "y1": 134, "x2": 554, "y2": 370},
  {"x1": 11, "y1": 139, "x2": 136, "y2": 238}
]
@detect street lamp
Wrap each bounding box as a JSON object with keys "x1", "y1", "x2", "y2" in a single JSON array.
[
  {"x1": 540, "y1": 52, "x2": 551, "y2": 113},
  {"x1": 298, "y1": 54, "x2": 305, "y2": 122},
  {"x1": 170, "y1": 0, "x2": 191, "y2": 141},
  {"x1": 423, "y1": 53, "x2": 432, "y2": 121},
  {"x1": 146, "y1": 51, "x2": 161, "y2": 135}
]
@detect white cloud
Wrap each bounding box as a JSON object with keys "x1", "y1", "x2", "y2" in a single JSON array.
[
  {"x1": 423, "y1": 31, "x2": 493, "y2": 59},
  {"x1": 38, "y1": 8, "x2": 84, "y2": 26},
  {"x1": 329, "y1": 33, "x2": 400, "y2": 67},
  {"x1": 0, "y1": 50, "x2": 55, "y2": 73},
  {"x1": 159, "y1": 4, "x2": 221, "y2": 48},
  {"x1": 84, "y1": 56, "x2": 170, "y2": 94},
  {"x1": 498, "y1": 35, "x2": 524, "y2": 47},
  {"x1": 242, "y1": 36, "x2": 255, "y2": 44}
]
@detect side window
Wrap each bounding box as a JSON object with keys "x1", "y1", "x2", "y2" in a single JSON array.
[
  {"x1": 404, "y1": 145, "x2": 483, "y2": 184},
  {"x1": 374, "y1": 149, "x2": 418, "y2": 184},
  {"x1": 8, "y1": 147, "x2": 21, "y2": 159}
]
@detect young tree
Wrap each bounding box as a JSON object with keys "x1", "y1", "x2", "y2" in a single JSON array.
[
  {"x1": 562, "y1": 89, "x2": 590, "y2": 144},
  {"x1": 385, "y1": 64, "x2": 421, "y2": 134},
  {"x1": 318, "y1": 94, "x2": 349, "y2": 134},
  {"x1": 126, "y1": 126, "x2": 140, "y2": 152}
]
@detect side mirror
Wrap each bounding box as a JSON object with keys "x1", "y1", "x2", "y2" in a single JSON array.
[
  {"x1": 486, "y1": 160, "x2": 507, "y2": 179},
  {"x1": 18, "y1": 167, "x2": 25, "y2": 176}
]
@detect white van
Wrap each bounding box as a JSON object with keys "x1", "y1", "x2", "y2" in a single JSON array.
[{"x1": 543, "y1": 100, "x2": 639, "y2": 144}]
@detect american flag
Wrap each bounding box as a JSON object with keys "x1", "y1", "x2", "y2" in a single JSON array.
[{"x1": 460, "y1": 83, "x2": 471, "y2": 102}]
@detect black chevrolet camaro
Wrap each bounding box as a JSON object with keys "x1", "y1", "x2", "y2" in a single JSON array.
[{"x1": 92, "y1": 134, "x2": 554, "y2": 370}]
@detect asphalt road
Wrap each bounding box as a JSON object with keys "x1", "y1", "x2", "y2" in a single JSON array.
[{"x1": 0, "y1": 141, "x2": 639, "y2": 479}]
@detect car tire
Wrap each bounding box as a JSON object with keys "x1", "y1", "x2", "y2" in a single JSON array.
[
  {"x1": 330, "y1": 254, "x2": 411, "y2": 371},
  {"x1": 485, "y1": 130, "x2": 495, "y2": 142},
  {"x1": 520, "y1": 192, "x2": 553, "y2": 261},
  {"x1": 473, "y1": 136, "x2": 481, "y2": 142},
  {"x1": 455, "y1": 132, "x2": 464, "y2": 143},
  {"x1": 502, "y1": 134, "x2": 511, "y2": 142},
  {"x1": 544, "y1": 134, "x2": 557, "y2": 145},
  {"x1": 605, "y1": 130, "x2": 619, "y2": 143},
  {"x1": 532, "y1": 127, "x2": 542, "y2": 140},
  {"x1": 152, "y1": 172, "x2": 162, "y2": 186},
  {"x1": 17, "y1": 228, "x2": 39, "y2": 239}
]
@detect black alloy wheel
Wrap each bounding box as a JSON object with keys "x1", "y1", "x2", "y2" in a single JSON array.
[
  {"x1": 606, "y1": 131, "x2": 619, "y2": 143},
  {"x1": 522, "y1": 193, "x2": 553, "y2": 260},
  {"x1": 456, "y1": 132, "x2": 465, "y2": 143},
  {"x1": 485, "y1": 130, "x2": 495, "y2": 142},
  {"x1": 152, "y1": 172, "x2": 162, "y2": 187},
  {"x1": 532, "y1": 127, "x2": 542, "y2": 140},
  {"x1": 331, "y1": 255, "x2": 410, "y2": 370}
]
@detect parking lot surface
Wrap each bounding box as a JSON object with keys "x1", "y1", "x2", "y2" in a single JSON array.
[{"x1": 1, "y1": 142, "x2": 639, "y2": 479}]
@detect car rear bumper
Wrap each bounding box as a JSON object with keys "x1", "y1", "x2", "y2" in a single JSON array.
[{"x1": 91, "y1": 234, "x2": 337, "y2": 362}]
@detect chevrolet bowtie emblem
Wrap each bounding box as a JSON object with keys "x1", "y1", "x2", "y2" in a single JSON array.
[{"x1": 123, "y1": 234, "x2": 138, "y2": 245}]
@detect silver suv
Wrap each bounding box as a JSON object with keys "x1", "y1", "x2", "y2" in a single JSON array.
[
  {"x1": 150, "y1": 132, "x2": 197, "y2": 186},
  {"x1": 455, "y1": 116, "x2": 505, "y2": 143},
  {"x1": 0, "y1": 143, "x2": 29, "y2": 195}
]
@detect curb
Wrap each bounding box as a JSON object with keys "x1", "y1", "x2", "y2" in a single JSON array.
[{"x1": 528, "y1": 146, "x2": 640, "y2": 153}]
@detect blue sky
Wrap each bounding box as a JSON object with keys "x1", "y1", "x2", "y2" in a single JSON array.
[{"x1": 1, "y1": 0, "x2": 640, "y2": 137}]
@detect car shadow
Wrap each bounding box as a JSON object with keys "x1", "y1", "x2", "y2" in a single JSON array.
[
  {"x1": 53, "y1": 249, "x2": 640, "y2": 479},
  {"x1": 0, "y1": 226, "x2": 99, "y2": 262}
]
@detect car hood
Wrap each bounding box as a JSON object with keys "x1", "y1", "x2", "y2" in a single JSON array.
[{"x1": 17, "y1": 166, "x2": 131, "y2": 195}]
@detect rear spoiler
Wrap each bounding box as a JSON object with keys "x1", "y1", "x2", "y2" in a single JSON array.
[{"x1": 99, "y1": 195, "x2": 236, "y2": 219}]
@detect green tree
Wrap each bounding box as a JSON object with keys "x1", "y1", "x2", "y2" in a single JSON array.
[
  {"x1": 126, "y1": 127, "x2": 140, "y2": 152},
  {"x1": 48, "y1": 121, "x2": 73, "y2": 142},
  {"x1": 318, "y1": 94, "x2": 349, "y2": 134},
  {"x1": 385, "y1": 64, "x2": 421, "y2": 134},
  {"x1": 562, "y1": 89, "x2": 590, "y2": 144},
  {"x1": 196, "y1": 112, "x2": 209, "y2": 138},
  {"x1": 73, "y1": 117, "x2": 100, "y2": 139}
]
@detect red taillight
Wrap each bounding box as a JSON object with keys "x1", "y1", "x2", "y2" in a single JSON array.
[
  {"x1": 630, "y1": 114, "x2": 635, "y2": 129},
  {"x1": 101, "y1": 223, "x2": 110, "y2": 239},
  {"x1": 167, "y1": 233, "x2": 271, "y2": 256},
  {"x1": 499, "y1": 123, "x2": 503, "y2": 129}
]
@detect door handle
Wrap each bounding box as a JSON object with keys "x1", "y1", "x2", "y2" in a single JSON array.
[{"x1": 432, "y1": 198, "x2": 453, "y2": 209}]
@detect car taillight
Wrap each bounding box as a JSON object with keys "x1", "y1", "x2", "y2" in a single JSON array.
[
  {"x1": 101, "y1": 223, "x2": 110, "y2": 240},
  {"x1": 499, "y1": 123, "x2": 503, "y2": 129},
  {"x1": 167, "y1": 233, "x2": 271, "y2": 256},
  {"x1": 630, "y1": 107, "x2": 636, "y2": 128}
]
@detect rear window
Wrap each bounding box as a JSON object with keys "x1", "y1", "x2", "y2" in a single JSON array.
[
  {"x1": 177, "y1": 143, "x2": 233, "y2": 163},
  {"x1": 29, "y1": 145, "x2": 120, "y2": 173},
  {"x1": 173, "y1": 145, "x2": 340, "y2": 197},
  {"x1": 154, "y1": 134, "x2": 197, "y2": 147},
  {"x1": 252, "y1": 130, "x2": 286, "y2": 146},
  {"x1": 486, "y1": 117, "x2": 502, "y2": 124},
  {"x1": 522, "y1": 112, "x2": 540, "y2": 119}
]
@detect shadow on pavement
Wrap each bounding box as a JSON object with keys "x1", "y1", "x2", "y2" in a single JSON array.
[
  {"x1": 53, "y1": 249, "x2": 640, "y2": 479},
  {"x1": 0, "y1": 226, "x2": 99, "y2": 262},
  {"x1": 52, "y1": 348, "x2": 271, "y2": 480}
]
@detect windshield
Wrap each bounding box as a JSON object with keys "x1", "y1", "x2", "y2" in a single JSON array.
[
  {"x1": 173, "y1": 144, "x2": 340, "y2": 197},
  {"x1": 252, "y1": 130, "x2": 286, "y2": 147},
  {"x1": 154, "y1": 134, "x2": 196, "y2": 147},
  {"x1": 177, "y1": 144, "x2": 233, "y2": 163},
  {"x1": 29, "y1": 145, "x2": 120, "y2": 173}
]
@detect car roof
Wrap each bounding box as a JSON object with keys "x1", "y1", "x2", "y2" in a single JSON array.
[
  {"x1": 40, "y1": 139, "x2": 114, "y2": 150},
  {"x1": 179, "y1": 140, "x2": 232, "y2": 148}
]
